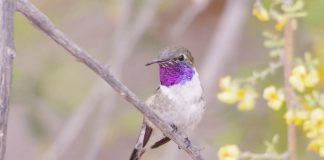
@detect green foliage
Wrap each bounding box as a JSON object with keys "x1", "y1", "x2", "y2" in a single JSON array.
[{"x1": 264, "y1": 135, "x2": 280, "y2": 155}]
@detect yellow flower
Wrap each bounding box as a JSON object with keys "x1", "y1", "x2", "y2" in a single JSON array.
[
  {"x1": 218, "y1": 145, "x2": 240, "y2": 160},
  {"x1": 307, "y1": 136, "x2": 324, "y2": 157},
  {"x1": 217, "y1": 76, "x2": 240, "y2": 104},
  {"x1": 252, "y1": 5, "x2": 269, "y2": 22},
  {"x1": 219, "y1": 76, "x2": 232, "y2": 90},
  {"x1": 304, "y1": 108, "x2": 324, "y2": 138},
  {"x1": 284, "y1": 109, "x2": 308, "y2": 126},
  {"x1": 289, "y1": 65, "x2": 307, "y2": 92},
  {"x1": 237, "y1": 88, "x2": 258, "y2": 111},
  {"x1": 305, "y1": 69, "x2": 320, "y2": 88},
  {"x1": 289, "y1": 65, "x2": 320, "y2": 92},
  {"x1": 263, "y1": 86, "x2": 285, "y2": 111},
  {"x1": 217, "y1": 76, "x2": 258, "y2": 111},
  {"x1": 275, "y1": 15, "x2": 288, "y2": 31}
]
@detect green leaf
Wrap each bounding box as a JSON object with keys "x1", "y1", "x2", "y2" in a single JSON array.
[
  {"x1": 295, "y1": 58, "x2": 304, "y2": 66},
  {"x1": 319, "y1": 94, "x2": 324, "y2": 108},
  {"x1": 263, "y1": 30, "x2": 278, "y2": 39},
  {"x1": 305, "y1": 52, "x2": 312, "y2": 63},
  {"x1": 272, "y1": 134, "x2": 279, "y2": 144},
  {"x1": 293, "y1": 0, "x2": 304, "y2": 11},
  {"x1": 282, "y1": 0, "x2": 304, "y2": 12},
  {"x1": 305, "y1": 94, "x2": 316, "y2": 106},
  {"x1": 312, "y1": 90, "x2": 320, "y2": 100}
]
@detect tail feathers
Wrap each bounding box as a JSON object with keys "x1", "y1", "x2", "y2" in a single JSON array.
[
  {"x1": 130, "y1": 148, "x2": 145, "y2": 160},
  {"x1": 129, "y1": 123, "x2": 152, "y2": 160},
  {"x1": 150, "y1": 137, "x2": 170, "y2": 149}
]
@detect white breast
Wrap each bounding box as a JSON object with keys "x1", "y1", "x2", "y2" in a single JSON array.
[
  {"x1": 146, "y1": 69, "x2": 205, "y2": 134},
  {"x1": 160, "y1": 70, "x2": 203, "y2": 102}
]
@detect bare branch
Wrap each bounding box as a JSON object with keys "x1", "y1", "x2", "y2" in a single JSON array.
[
  {"x1": 16, "y1": 0, "x2": 205, "y2": 159},
  {"x1": 283, "y1": 0, "x2": 296, "y2": 160},
  {"x1": 0, "y1": 0, "x2": 15, "y2": 159}
]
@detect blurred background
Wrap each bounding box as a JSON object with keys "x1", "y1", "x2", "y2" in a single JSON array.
[{"x1": 10, "y1": 0, "x2": 324, "y2": 159}]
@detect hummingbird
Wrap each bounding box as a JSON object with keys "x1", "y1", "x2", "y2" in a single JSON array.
[{"x1": 129, "y1": 46, "x2": 206, "y2": 160}]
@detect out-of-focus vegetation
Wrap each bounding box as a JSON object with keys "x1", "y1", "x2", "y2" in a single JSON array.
[{"x1": 217, "y1": 0, "x2": 324, "y2": 160}]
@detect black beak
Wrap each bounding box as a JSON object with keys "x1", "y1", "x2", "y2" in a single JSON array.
[{"x1": 145, "y1": 59, "x2": 168, "y2": 66}]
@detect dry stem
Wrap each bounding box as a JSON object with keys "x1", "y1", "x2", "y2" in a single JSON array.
[
  {"x1": 283, "y1": 0, "x2": 296, "y2": 160},
  {"x1": 0, "y1": 0, "x2": 15, "y2": 159}
]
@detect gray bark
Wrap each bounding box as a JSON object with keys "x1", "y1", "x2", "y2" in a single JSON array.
[{"x1": 0, "y1": 0, "x2": 15, "y2": 159}]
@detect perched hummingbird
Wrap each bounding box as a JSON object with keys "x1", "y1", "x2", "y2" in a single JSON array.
[{"x1": 129, "y1": 46, "x2": 206, "y2": 160}]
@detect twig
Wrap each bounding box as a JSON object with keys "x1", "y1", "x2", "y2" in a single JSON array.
[
  {"x1": 0, "y1": 0, "x2": 15, "y2": 159},
  {"x1": 283, "y1": 0, "x2": 296, "y2": 160},
  {"x1": 237, "y1": 60, "x2": 283, "y2": 84},
  {"x1": 16, "y1": 0, "x2": 205, "y2": 159},
  {"x1": 240, "y1": 151, "x2": 289, "y2": 160}
]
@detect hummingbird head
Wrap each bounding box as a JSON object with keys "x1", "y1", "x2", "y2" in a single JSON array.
[{"x1": 146, "y1": 46, "x2": 195, "y2": 87}]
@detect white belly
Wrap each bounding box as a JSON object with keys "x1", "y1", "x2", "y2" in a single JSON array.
[{"x1": 146, "y1": 71, "x2": 205, "y2": 134}]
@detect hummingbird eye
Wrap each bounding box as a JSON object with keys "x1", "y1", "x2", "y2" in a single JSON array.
[{"x1": 178, "y1": 55, "x2": 185, "y2": 61}]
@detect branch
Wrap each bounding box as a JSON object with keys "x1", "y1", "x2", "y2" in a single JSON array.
[
  {"x1": 0, "y1": 0, "x2": 15, "y2": 159},
  {"x1": 283, "y1": 1, "x2": 296, "y2": 160},
  {"x1": 237, "y1": 60, "x2": 283, "y2": 84},
  {"x1": 16, "y1": 0, "x2": 205, "y2": 159},
  {"x1": 240, "y1": 151, "x2": 289, "y2": 160}
]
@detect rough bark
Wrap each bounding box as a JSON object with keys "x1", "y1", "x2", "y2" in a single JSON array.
[
  {"x1": 0, "y1": 0, "x2": 15, "y2": 159},
  {"x1": 283, "y1": 0, "x2": 296, "y2": 159}
]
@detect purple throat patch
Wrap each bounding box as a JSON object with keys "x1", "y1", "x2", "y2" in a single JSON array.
[{"x1": 159, "y1": 63, "x2": 195, "y2": 87}]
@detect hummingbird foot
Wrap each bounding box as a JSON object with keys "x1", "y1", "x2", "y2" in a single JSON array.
[
  {"x1": 170, "y1": 123, "x2": 178, "y2": 133},
  {"x1": 177, "y1": 137, "x2": 192, "y2": 150},
  {"x1": 184, "y1": 137, "x2": 191, "y2": 148}
]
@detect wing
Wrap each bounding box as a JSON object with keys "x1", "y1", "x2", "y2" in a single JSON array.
[
  {"x1": 130, "y1": 87, "x2": 172, "y2": 159},
  {"x1": 129, "y1": 121, "x2": 153, "y2": 160},
  {"x1": 150, "y1": 137, "x2": 170, "y2": 149}
]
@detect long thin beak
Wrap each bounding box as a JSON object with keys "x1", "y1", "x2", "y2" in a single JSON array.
[{"x1": 145, "y1": 59, "x2": 168, "y2": 66}]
